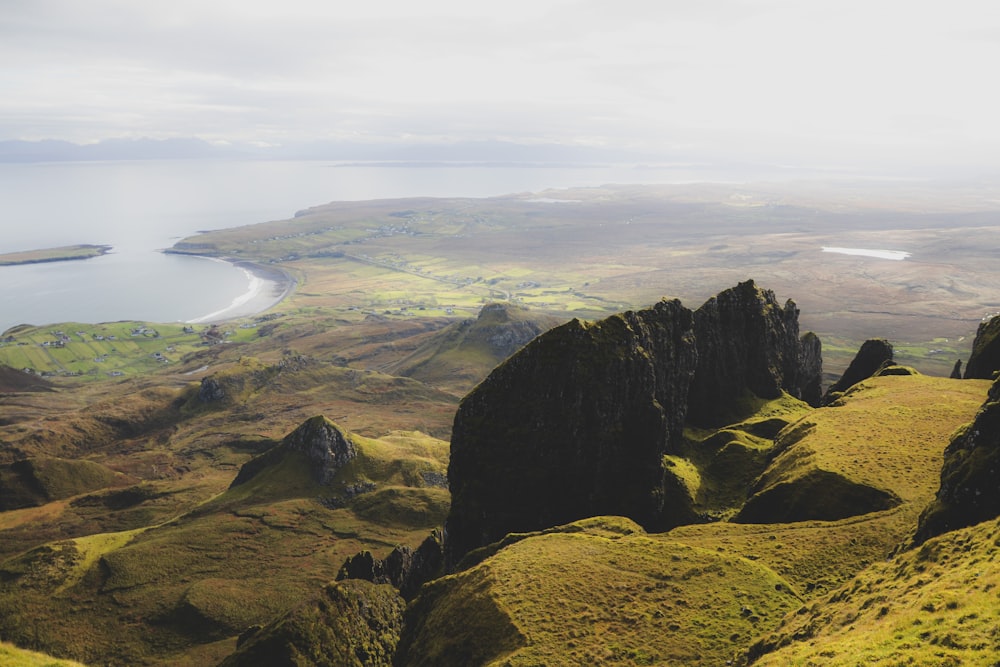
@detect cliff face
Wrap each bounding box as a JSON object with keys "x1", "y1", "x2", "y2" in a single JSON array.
[
  {"x1": 445, "y1": 298, "x2": 698, "y2": 566},
  {"x1": 964, "y1": 315, "x2": 1000, "y2": 379},
  {"x1": 914, "y1": 376, "x2": 1000, "y2": 544},
  {"x1": 445, "y1": 282, "x2": 822, "y2": 566},
  {"x1": 687, "y1": 280, "x2": 822, "y2": 426}
]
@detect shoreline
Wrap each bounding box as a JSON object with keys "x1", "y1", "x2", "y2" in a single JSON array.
[{"x1": 184, "y1": 257, "x2": 296, "y2": 324}]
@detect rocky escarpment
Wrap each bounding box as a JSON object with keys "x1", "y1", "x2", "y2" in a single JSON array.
[
  {"x1": 230, "y1": 415, "x2": 356, "y2": 487},
  {"x1": 687, "y1": 281, "x2": 822, "y2": 425},
  {"x1": 913, "y1": 376, "x2": 1000, "y2": 544},
  {"x1": 964, "y1": 314, "x2": 1000, "y2": 379},
  {"x1": 822, "y1": 338, "x2": 894, "y2": 404},
  {"x1": 336, "y1": 530, "x2": 443, "y2": 601},
  {"x1": 445, "y1": 281, "x2": 822, "y2": 565},
  {"x1": 445, "y1": 298, "x2": 698, "y2": 566}
]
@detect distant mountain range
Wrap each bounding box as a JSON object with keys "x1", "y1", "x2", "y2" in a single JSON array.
[{"x1": 0, "y1": 137, "x2": 661, "y2": 164}]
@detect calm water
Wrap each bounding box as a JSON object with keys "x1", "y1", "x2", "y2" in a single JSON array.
[{"x1": 0, "y1": 160, "x2": 757, "y2": 333}]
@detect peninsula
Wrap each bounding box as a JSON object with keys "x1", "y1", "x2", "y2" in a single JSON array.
[{"x1": 0, "y1": 244, "x2": 111, "y2": 266}]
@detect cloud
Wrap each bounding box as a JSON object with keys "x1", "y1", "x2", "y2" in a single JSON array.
[{"x1": 2, "y1": 0, "x2": 1000, "y2": 169}]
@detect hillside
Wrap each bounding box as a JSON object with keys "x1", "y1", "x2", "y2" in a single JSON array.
[
  {"x1": 231, "y1": 287, "x2": 998, "y2": 666},
  {"x1": 0, "y1": 248, "x2": 1000, "y2": 665}
]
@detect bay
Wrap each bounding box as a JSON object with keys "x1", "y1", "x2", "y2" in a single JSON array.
[{"x1": 0, "y1": 159, "x2": 753, "y2": 334}]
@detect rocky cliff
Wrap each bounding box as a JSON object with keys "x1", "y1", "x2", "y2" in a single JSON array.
[
  {"x1": 445, "y1": 298, "x2": 698, "y2": 566},
  {"x1": 964, "y1": 314, "x2": 1000, "y2": 379},
  {"x1": 445, "y1": 282, "x2": 822, "y2": 565},
  {"x1": 687, "y1": 280, "x2": 822, "y2": 425},
  {"x1": 913, "y1": 375, "x2": 1000, "y2": 544},
  {"x1": 336, "y1": 530, "x2": 443, "y2": 601}
]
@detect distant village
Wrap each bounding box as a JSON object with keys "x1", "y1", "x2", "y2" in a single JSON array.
[{"x1": 0, "y1": 313, "x2": 285, "y2": 379}]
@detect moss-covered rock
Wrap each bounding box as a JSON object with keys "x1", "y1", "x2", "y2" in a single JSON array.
[
  {"x1": 231, "y1": 415, "x2": 356, "y2": 488},
  {"x1": 445, "y1": 282, "x2": 823, "y2": 566},
  {"x1": 688, "y1": 280, "x2": 822, "y2": 425},
  {"x1": 964, "y1": 314, "x2": 1000, "y2": 379},
  {"x1": 218, "y1": 579, "x2": 405, "y2": 667},
  {"x1": 445, "y1": 298, "x2": 698, "y2": 566},
  {"x1": 387, "y1": 302, "x2": 563, "y2": 394}
]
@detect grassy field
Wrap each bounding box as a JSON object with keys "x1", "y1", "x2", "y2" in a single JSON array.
[{"x1": 0, "y1": 320, "x2": 262, "y2": 381}]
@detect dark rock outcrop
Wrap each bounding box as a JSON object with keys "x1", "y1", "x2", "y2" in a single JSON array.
[
  {"x1": 445, "y1": 298, "x2": 698, "y2": 566},
  {"x1": 471, "y1": 302, "x2": 554, "y2": 359},
  {"x1": 687, "y1": 280, "x2": 822, "y2": 425},
  {"x1": 964, "y1": 315, "x2": 1000, "y2": 379},
  {"x1": 913, "y1": 377, "x2": 1000, "y2": 544},
  {"x1": 197, "y1": 376, "x2": 227, "y2": 402},
  {"x1": 336, "y1": 530, "x2": 443, "y2": 601},
  {"x1": 950, "y1": 359, "x2": 963, "y2": 379},
  {"x1": 218, "y1": 579, "x2": 405, "y2": 667},
  {"x1": 822, "y1": 338, "x2": 894, "y2": 404},
  {"x1": 230, "y1": 415, "x2": 355, "y2": 488},
  {"x1": 444, "y1": 282, "x2": 822, "y2": 566}
]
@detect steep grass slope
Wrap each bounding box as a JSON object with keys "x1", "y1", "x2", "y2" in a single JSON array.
[{"x1": 737, "y1": 373, "x2": 990, "y2": 523}]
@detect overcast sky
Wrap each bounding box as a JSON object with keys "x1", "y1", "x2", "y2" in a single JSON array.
[{"x1": 3, "y1": 0, "x2": 1000, "y2": 169}]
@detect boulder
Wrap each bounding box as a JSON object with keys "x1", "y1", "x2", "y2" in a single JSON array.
[{"x1": 822, "y1": 338, "x2": 893, "y2": 404}]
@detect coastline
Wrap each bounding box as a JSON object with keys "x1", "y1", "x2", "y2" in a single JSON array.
[{"x1": 185, "y1": 258, "x2": 296, "y2": 324}]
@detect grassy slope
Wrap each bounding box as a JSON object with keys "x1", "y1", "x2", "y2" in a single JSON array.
[
  {"x1": 0, "y1": 641, "x2": 88, "y2": 667},
  {"x1": 400, "y1": 375, "x2": 991, "y2": 665},
  {"x1": 749, "y1": 517, "x2": 1000, "y2": 666},
  {"x1": 400, "y1": 517, "x2": 802, "y2": 666},
  {"x1": 672, "y1": 375, "x2": 989, "y2": 599},
  {"x1": 735, "y1": 374, "x2": 991, "y2": 524},
  {"x1": 0, "y1": 425, "x2": 450, "y2": 666}
]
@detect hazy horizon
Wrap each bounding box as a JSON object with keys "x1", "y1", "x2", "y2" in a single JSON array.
[{"x1": 4, "y1": 1, "x2": 1000, "y2": 176}]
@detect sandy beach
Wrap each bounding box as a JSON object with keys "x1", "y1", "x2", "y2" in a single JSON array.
[{"x1": 186, "y1": 259, "x2": 296, "y2": 324}]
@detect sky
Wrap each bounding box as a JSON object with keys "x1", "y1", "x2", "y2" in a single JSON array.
[{"x1": 3, "y1": 0, "x2": 1000, "y2": 170}]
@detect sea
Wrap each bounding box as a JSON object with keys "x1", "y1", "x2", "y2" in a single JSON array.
[{"x1": 0, "y1": 159, "x2": 785, "y2": 334}]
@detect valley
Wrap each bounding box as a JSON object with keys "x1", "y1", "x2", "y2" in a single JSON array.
[{"x1": 1, "y1": 180, "x2": 1000, "y2": 665}]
